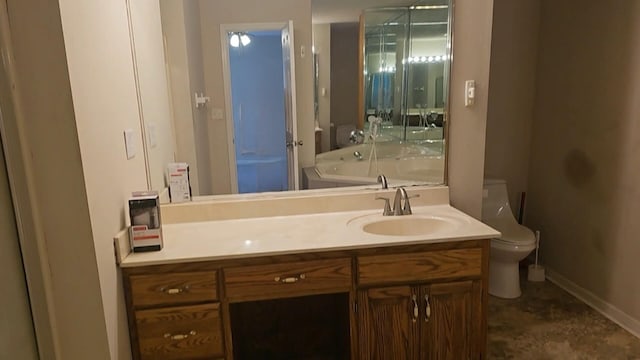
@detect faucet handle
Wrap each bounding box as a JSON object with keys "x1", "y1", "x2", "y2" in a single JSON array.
[
  {"x1": 375, "y1": 197, "x2": 393, "y2": 216},
  {"x1": 402, "y1": 194, "x2": 420, "y2": 215}
]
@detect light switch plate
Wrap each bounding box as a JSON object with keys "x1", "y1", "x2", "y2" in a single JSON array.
[
  {"x1": 147, "y1": 122, "x2": 157, "y2": 149},
  {"x1": 124, "y1": 129, "x2": 136, "y2": 159},
  {"x1": 465, "y1": 80, "x2": 476, "y2": 107}
]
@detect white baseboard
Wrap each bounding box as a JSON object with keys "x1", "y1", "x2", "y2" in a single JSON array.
[{"x1": 546, "y1": 268, "x2": 640, "y2": 339}]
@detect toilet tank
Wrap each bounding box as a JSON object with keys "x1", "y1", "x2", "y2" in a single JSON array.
[{"x1": 482, "y1": 179, "x2": 516, "y2": 222}]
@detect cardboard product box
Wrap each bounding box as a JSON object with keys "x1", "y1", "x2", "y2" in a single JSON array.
[
  {"x1": 128, "y1": 191, "x2": 163, "y2": 252},
  {"x1": 167, "y1": 162, "x2": 191, "y2": 203}
]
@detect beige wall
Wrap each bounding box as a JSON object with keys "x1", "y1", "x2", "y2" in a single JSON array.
[
  {"x1": 198, "y1": 0, "x2": 314, "y2": 194},
  {"x1": 183, "y1": 1, "x2": 213, "y2": 195},
  {"x1": 330, "y1": 23, "x2": 359, "y2": 148},
  {"x1": 159, "y1": 0, "x2": 212, "y2": 195},
  {"x1": 447, "y1": 0, "x2": 495, "y2": 218},
  {"x1": 527, "y1": 0, "x2": 640, "y2": 327},
  {"x1": 484, "y1": 0, "x2": 540, "y2": 213},
  {"x1": 7, "y1": 0, "x2": 123, "y2": 357},
  {"x1": 128, "y1": 0, "x2": 176, "y2": 193},
  {"x1": 58, "y1": 0, "x2": 150, "y2": 357},
  {"x1": 0, "y1": 122, "x2": 38, "y2": 359},
  {"x1": 312, "y1": 24, "x2": 331, "y2": 153}
]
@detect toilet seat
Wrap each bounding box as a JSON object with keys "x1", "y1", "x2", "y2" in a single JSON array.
[{"x1": 485, "y1": 219, "x2": 536, "y2": 246}]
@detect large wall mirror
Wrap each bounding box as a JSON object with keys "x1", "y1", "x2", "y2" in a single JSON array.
[{"x1": 127, "y1": 0, "x2": 452, "y2": 198}]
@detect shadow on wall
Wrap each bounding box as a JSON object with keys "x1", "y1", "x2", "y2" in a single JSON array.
[{"x1": 526, "y1": 0, "x2": 640, "y2": 315}]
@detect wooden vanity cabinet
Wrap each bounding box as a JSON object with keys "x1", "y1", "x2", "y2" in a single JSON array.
[
  {"x1": 356, "y1": 246, "x2": 487, "y2": 360},
  {"x1": 122, "y1": 240, "x2": 488, "y2": 360},
  {"x1": 123, "y1": 268, "x2": 225, "y2": 360}
]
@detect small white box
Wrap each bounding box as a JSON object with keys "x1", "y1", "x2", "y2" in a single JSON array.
[
  {"x1": 128, "y1": 191, "x2": 163, "y2": 252},
  {"x1": 167, "y1": 162, "x2": 191, "y2": 203}
]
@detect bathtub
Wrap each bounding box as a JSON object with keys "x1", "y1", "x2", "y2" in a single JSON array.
[
  {"x1": 310, "y1": 141, "x2": 445, "y2": 188},
  {"x1": 236, "y1": 155, "x2": 287, "y2": 193},
  {"x1": 378, "y1": 125, "x2": 444, "y2": 141}
]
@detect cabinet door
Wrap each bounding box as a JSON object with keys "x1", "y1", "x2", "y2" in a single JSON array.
[
  {"x1": 420, "y1": 280, "x2": 481, "y2": 360},
  {"x1": 357, "y1": 286, "x2": 419, "y2": 360}
]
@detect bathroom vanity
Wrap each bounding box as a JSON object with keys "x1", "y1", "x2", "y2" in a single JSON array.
[{"x1": 117, "y1": 187, "x2": 498, "y2": 359}]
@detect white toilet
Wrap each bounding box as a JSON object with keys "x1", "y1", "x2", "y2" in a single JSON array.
[{"x1": 482, "y1": 179, "x2": 537, "y2": 299}]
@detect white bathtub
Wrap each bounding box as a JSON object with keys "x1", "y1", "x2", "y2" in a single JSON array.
[{"x1": 313, "y1": 141, "x2": 445, "y2": 186}]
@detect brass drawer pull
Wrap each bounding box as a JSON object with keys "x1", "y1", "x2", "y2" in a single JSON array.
[
  {"x1": 424, "y1": 294, "x2": 431, "y2": 322},
  {"x1": 411, "y1": 294, "x2": 418, "y2": 323},
  {"x1": 164, "y1": 330, "x2": 196, "y2": 341},
  {"x1": 274, "y1": 273, "x2": 306, "y2": 283},
  {"x1": 159, "y1": 285, "x2": 190, "y2": 295}
]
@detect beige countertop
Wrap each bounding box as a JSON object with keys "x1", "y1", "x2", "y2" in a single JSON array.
[{"x1": 119, "y1": 204, "x2": 499, "y2": 268}]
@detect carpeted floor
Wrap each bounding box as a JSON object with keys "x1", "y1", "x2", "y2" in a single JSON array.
[{"x1": 488, "y1": 274, "x2": 640, "y2": 359}]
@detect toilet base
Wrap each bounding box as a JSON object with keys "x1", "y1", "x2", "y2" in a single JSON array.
[{"x1": 489, "y1": 260, "x2": 522, "y2": 299}]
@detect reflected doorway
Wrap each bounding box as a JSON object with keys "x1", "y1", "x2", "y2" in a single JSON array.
[{"x1": 221, "y1": 22, "x2": 300, "y2": 194}]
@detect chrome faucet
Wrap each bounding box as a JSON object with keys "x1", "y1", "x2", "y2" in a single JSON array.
[
  {"x1": 393, "y1": 188, "x2": 411, "y2": 215},
  {"x1": 377, "y1": 174, "x2": 388, "y2": 189},
  {"x1": 375, "y1": 187, "x2": 419, "y2": 216}
]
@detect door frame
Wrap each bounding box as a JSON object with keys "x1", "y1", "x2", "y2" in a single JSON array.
[{"x1": 220, "y1": 21, "x2": 299, "y2": 193}]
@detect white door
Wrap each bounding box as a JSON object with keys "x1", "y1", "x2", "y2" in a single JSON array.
[
  {"x1": 221, "y1": 21, "x2": 300, "y2": 193},
  {"x1": 0, "y1": 135, "x2": 39, "y2": 359},
  {"x1": 281, "y1": 21, "x2": 299, "y2": 190}
]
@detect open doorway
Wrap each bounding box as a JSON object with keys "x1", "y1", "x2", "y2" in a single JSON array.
[{"x1": 221, "y1": 22, "x2": 299, "y2": 194}]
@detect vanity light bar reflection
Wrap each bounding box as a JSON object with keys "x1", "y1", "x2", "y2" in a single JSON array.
[
  {"x1": 402, "y1": 54, "x2": 450, "y2": 64},
  {"x1": 379, "y1": 54, "x2": 450, "y2": 72}
]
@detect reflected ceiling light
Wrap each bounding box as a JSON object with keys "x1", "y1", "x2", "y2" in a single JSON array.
[
  {"x1": 240, "y1": 34, "x2": 251, "y2": 46},
  {"x1": 404, "y1": 55, "x2": 449, "y2": 63},
  {"x1": 229, "y1": 33, "x2": 240, "y2": 47},
  {"x1": 229, "y1": 32, "x2": 251, "y2": 48}
]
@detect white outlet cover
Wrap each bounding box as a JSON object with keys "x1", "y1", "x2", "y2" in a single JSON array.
[{"x1": 124, "y1": 129, "x2": 136, "y2": 159}]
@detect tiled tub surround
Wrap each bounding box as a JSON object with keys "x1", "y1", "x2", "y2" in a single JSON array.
[{"x1": 116, "y1": 186, "x2": 499, "y2": 359}]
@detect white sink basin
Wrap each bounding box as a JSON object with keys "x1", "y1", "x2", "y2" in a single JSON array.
[
  {"x1": 348, "y1": 213, "x2": 465, "y2": 237},
  {"x1": 362, "y1": 217, "x2": 454, "y2": 236}
]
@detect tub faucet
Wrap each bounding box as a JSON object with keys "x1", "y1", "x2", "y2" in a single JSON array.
[
  {"x1": 349, "y1": 129, "x2": 365, "y2": 144},
  {"x1": 377, "y1": 174, "x2": 388, "y2": 189}
]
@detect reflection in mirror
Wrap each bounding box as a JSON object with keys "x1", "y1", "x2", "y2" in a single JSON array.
[
  {"x1": 127, "y1": 0, "x2": 451, "y2": 198},
  {"x1": 310, "y1": 0, "x2": 450, "y2": 189}
]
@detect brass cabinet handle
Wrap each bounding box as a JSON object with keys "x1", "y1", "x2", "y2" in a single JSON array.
[
  {"x1": 164, "y1": 330, "x2": 196, "y2": 341},
  {"x1": 274, "y1": 273, "x2": 306, "y2": 283},
  {"x1": 159, "y1": 285, "x2": 190, "y2": 295},
  {"x1": 411, "y1": 294, "x2": 419, "y2": 323},
  {"x1": 424, "y1": 294, "x2": 431, "y2": 322}
]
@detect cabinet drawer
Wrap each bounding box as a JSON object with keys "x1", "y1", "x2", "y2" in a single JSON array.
[
  {"x1": 130, "y1": 271, "x2": 218, "y2": 307},
  {"x1": 358, "y1": 248, "x2": 482, "y2": 286},
  {"x1": 135, "y1": 303, "x2": 224, "y2": 360},
  {"x1": 225, "y1": 258, "x2": 352, "y2": 301}
]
